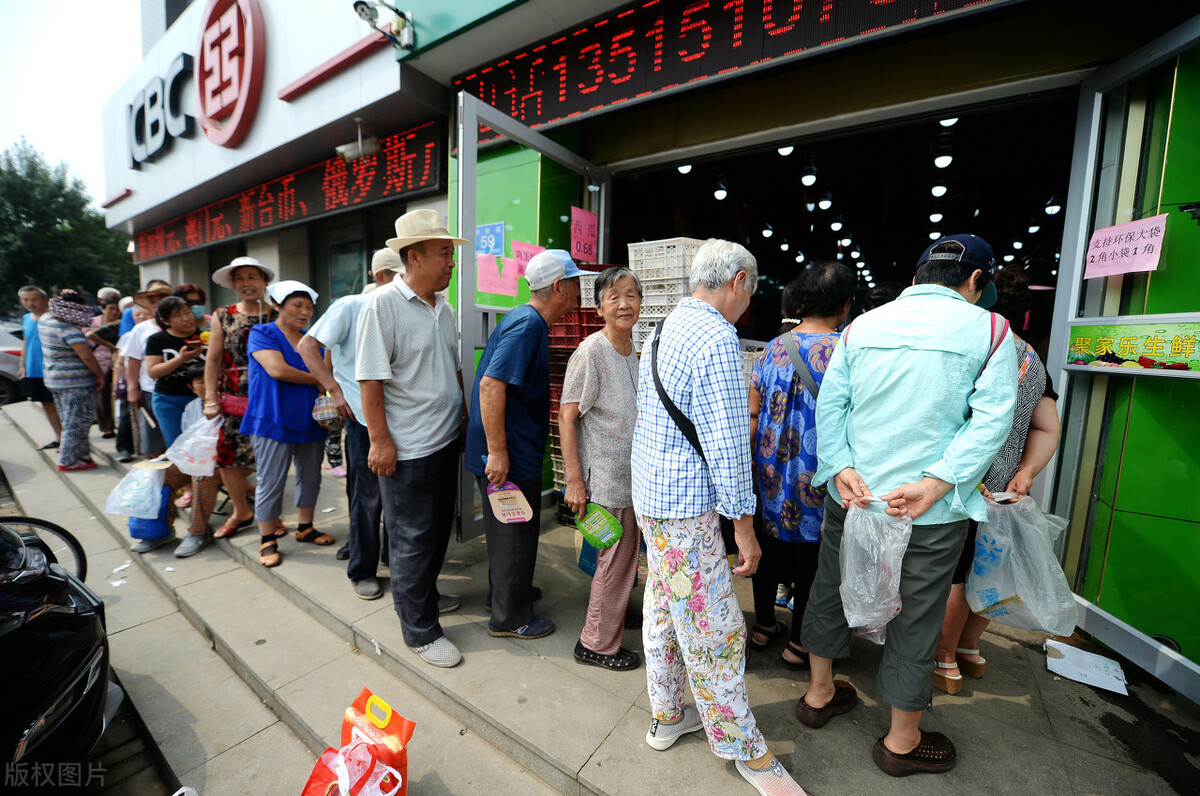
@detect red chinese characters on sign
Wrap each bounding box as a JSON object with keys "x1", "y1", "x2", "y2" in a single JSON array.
[
  {"x1": 194, "y1": 0, "x2": 266, "y2": 148},
  {"x1": 570, "y1": 206, "x2": 598, "y2": 263},
  {"x1": 133, "y1": 121, "x2": 443, "y2": 264}
]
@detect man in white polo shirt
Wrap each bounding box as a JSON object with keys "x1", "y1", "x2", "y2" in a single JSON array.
[
  {"x1": 355, "y1": 209, "x2": 468, "y2": 669},
  {"x1": 299, "y1": 248, "x2": 404, "y2": 601}
]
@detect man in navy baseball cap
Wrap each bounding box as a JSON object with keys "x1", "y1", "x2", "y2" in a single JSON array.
[{"x1": 915, "y1": 233, "x2": 998, "y2": 309}]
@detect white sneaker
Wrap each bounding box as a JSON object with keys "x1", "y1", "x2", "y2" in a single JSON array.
[
  {"x1": 735, "y1": 757, "x2": 808, "y2": 796},
  {"x1": 645, "y1": 704, "x2": 704, "y2": 750},
  {"x1": 411, "y1": 636, "x2": 462, "y2": 668}
]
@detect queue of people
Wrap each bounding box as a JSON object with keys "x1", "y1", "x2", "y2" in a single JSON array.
[{"x1": 18, "y1": 216, "x2": 1059, "y2": 794}]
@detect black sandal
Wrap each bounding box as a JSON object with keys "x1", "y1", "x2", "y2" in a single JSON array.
[
  {"x1": 574, "y1": 641, "x2": 640, "y2": 671},
  {"x1": 782, "y1": 642, "x2": 810, "y2": 671},
  {"x1": 749, "y1": 621, "x2": 787, "y2": 652}
]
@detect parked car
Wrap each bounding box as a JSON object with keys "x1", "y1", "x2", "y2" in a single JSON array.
[
  {"x1": 0, "y1": 520, "x2": 122, "y2": 764},
  {"x1": 0, "y1": 328, "x2": 24, "y2": 405}
]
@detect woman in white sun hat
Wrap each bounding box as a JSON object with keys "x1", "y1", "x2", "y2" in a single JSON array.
[{"x1": 203, "y1": 256, "x2": 278, "y2": 539}]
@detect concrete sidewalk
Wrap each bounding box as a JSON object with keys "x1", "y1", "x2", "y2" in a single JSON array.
[{"x1": 2, "y1": 399, "x2": 1198, "y2": 795}]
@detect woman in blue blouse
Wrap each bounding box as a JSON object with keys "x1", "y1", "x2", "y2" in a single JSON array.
[
  {"x1": 747, "y1": 261, "x2": 855, "y2": 669},
  {"x1": 241, "y1": 280, "x2": 332, "y2": 567}
]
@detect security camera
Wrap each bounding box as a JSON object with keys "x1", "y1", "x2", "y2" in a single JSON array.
[
  {"x1": 352, "y1": 1, "x2": 414, "y2": 50},
  {"x1": 335, "y1": 117, "x2": 379, "y2": 162}
]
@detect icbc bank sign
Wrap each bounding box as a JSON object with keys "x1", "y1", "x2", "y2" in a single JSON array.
[{"x1": 128, "y1": 0, "x2": 266, "y2": 167}]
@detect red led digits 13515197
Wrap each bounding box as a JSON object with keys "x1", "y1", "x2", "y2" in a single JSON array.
[{"x1": 454, "y1": 0, "x2": 1003, "y2": 133}]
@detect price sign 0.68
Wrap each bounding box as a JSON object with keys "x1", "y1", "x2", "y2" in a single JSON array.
[{"x1": 570, "y1": 206, "x2": 598, "y2": 264}]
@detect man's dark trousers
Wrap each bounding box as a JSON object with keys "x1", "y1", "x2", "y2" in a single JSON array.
[
  {"x1": 379, "y1": 436, "x2": 459, "y2": 648},
  {"x1": 345, "y1": 418, "x2": 385, "y2": 582}
]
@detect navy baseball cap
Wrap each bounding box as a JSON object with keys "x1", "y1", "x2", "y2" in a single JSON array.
[{"x1": 917, "y1": 233, "x2": 998, "y2": 309}]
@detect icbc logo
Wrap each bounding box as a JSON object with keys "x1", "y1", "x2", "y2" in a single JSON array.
[{"x1": 194, "y1": 0, "x2": 266, "y2": 148}]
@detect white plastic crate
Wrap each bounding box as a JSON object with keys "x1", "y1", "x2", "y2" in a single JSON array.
[
  {"x1": 580, "y1": 271, "x2": 599, "y2": 308},
  {"x1": 628, "y1": 237, "x2": 705, "y2": 282},
  {"x1": 639, "y1": 303, "x2": 672, "y2": 322},
  {"x1": 642, "y1": 278, "x2": 688, "y2": 301}
]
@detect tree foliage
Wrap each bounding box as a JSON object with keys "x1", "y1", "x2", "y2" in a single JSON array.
[{"x1": 0, "y1": 138, "x2": 137, "y2": 312}]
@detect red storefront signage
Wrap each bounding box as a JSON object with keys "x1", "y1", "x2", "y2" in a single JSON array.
[
  {"x1": 133, "y1": 120, "x2": 444, "y2": 264},
  {"x1": 195, "y1": 0, "x2": 267, "y2": 148}
]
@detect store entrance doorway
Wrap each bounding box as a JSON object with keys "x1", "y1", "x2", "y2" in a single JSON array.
[{"x1": 611, "y1": 93, "x2": 1077, "y2": 354}]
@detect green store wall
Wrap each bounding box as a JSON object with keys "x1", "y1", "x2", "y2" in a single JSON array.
[
  {"x1": 1082, "y1": 50, "x2": 1200, "y2": 659},
  {"x1": 449, "y1": 144, "x2": 580, "y2": 491}
]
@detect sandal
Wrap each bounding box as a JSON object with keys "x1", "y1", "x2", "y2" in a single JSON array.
[
  {"x1": 872, "y1": 731, "x2": 957, "y2": 777},
  {"x1": 781, "y1": 642, "x2": 810, "y2": 671},
  {"x1": 214, "y1": 517, "x2": 254, "y2": 539},
  {"x1": 174, "y1": 492, "x2": 193, "y2": 509},
  {"x1": 749, "y1": 621, "x2": 787, "y2": 652},
  {"x1": 573, "y1": 641, "x2": 640, "y2": 671},
  {"x1": 955, "y1": 647, "x2": 987, "y2": 678},
  {"x1": 258, "y1": 539, "x2": 281, "y2": 567},
  {"x1": 295, "y1": 526, "x2": 335, "y2": 545},
  {"x1": 933, "y1": 661, "x2": 963, "y2": 695}
]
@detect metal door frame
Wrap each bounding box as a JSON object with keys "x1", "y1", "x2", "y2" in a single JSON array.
[{"x1": 455, "y1": 90, "x2": 612, "y2": 540}]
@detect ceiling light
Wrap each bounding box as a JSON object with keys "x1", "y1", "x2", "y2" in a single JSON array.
[
  {"x1": 805, "y1": 202, "x2": 816, "y2": 212},
  {"x1": 1051, "y1": 270, "x2": 1058, "y2": 276},
  {"x1": 1028, "y1": 224, "x2": 1040, "y2": 234},
  {"x1": 836, "y1": 253, "x2": 844, "y2": 260},
  {"x1": 1045, "y1": 198, "x2": 1062, "y2": 215},
  {"x1": 929, "y1": 232, "x2": 941, "y2": 240},
  {"x1": 818, "y1": 193, "x2": 833, "y2": 211},
  {"x1": 795, "y1": 252, "x2": 806, "y2": 263},
  {"x1": 868, "y1": 281, "x2": 876, "y2": 288},
  {"x1": 850, "y1": 251, "x2": 860, "y2": 259},
  {"x1": 762, "y1": 225, "x2": 774, "y2": 238},
  {"x1": 677, "y1": 164, "x2": 692, "y2": 174},
  {"x1": 778, "y1": 145, "x2": 794, "y2": 157},
  {"x1": 714, "y1": 183, "x2": 727, "y2": 201},
  {"x1": 1012, "y1": 241, "x2": 1023, "y2": 250},
  {"x1": 929, "y1": 213, "x2": 943, "y2": 223},
  {"x1": 1003, "y1": 254, "x2": 1015, "y2": 262},
  {"x1": 780, "y1": 242, "x2": 789, "y2": 252},
  {"x1": 940, "y1": 117, "x2": 959, "y2": 127},
  {"x1": 830, "y1": 219, "x2": 843, "y2": 232},
  {"x1": 931, "y1": 185, "x2": 948, "y2": 197},
  {"x1": 800, "y1": 160, "x2": 817, "y2": 186},
  {"x1": 934, "y1": 155, "x2": 953, "y2": 169},
  {"x1": 840, "y1": 237, "x2": 852, "y2": 247}
]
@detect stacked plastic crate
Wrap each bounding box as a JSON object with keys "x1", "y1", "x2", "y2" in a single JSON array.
[{"x1": 627, "y1": 237, "x2": 705, "y2": 351}]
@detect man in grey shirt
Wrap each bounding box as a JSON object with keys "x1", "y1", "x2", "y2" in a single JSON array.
[{"x1": 356, "y1": 209, "x2": 468, "y2": 668}]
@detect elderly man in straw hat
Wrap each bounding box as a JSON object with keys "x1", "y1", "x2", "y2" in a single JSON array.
[
  {"x1": 465, "y1": 248, "x2": 586, "y2": 641},
  {"x1": 299, "y1": 248, "x2": 404, "y2": 600},
  {"x1": 121, "y1": 282, "x2": 173, "y2": 456},
  {"x1": 356, "y1": 210, "x2": 470, "y2": 668}
]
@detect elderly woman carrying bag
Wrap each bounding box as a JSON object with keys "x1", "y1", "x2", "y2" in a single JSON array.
[
  {"x1": 37, "y1": 290, "x2": 106, "y2": 471},
  {"x1": 560, "y1": 267, "x2": 645, "y2": 671},
  {"x1": 242, "y1": 280, "x2": 332, "y2": 567},
  {"x1": 203, "y1": 256, "x2": 278, "y2": 538}
]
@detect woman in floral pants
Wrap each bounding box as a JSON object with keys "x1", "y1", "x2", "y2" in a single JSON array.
[{"x1": 642, "y1": 512, "x2": 768, "y2": 759}]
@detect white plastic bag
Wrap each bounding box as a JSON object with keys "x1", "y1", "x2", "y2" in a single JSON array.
[
  {"x1": 166, "y1": 415, "x2": 221, "y2": 476},
  {"x1": 839, "y1": 503, "x2": 913, "y2": 645},
  {"x1": 965, "y1": 494, "x2": 1077, "y2": 637},
  {"x1": 333, "y1": 740, "x2": 403, "y2": 796},
  {"x1": 104, "y1": 467, "x2": 167, "y2": 519}
]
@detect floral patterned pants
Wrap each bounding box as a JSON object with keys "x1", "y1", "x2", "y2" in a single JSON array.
[{"x1": 640, "y1": 511, "x2": 768, "y2": 761}]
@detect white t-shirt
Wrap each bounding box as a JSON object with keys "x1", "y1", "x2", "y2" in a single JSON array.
[{"x1": 120, "y1": 318, "x2": 161, "y2": 394}]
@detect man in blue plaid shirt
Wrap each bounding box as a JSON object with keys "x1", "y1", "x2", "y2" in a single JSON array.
[{"x1": 632, "y1": 240, "x2": 806, "y2": 795}]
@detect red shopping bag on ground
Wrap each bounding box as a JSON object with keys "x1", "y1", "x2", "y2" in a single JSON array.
[{"x1": 301, "y1": 688, "x2": 416, "y2": 796}]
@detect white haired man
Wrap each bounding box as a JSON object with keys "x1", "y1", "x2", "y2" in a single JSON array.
[{"x1": 631, "y1": 239, "x2": 807, "y2": 795}]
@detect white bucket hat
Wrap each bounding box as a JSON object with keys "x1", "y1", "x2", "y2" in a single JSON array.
[
  {"x1": 212, "y1": 256, "x2": 276, "y2": 289},
  {"x1": 385, "y1": 209, "x2": 468, "y2": 253}
]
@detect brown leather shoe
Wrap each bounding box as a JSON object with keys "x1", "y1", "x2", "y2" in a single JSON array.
[
  {"x1": 795, "y1": 680, "x2": 858, "y2": 728},
  {"x1": 872, "y1": 731, "x2": 957, "y2": 777}
]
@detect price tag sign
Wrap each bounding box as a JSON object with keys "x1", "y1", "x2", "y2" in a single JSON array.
[
  {"x1": 570, "y1": 207, "x2": 598, "y2": 263},
  {"x1": 475, "y1": 222, "x2": 505, "y2": 256}
]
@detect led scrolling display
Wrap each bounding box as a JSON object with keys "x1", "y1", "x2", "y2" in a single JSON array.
[
  {"x1": 133, "y1": 120, "x2": 443, "y2": 263},
  {"x1": 454, "y1": 0, "x2": 1002, "y2": 133}
]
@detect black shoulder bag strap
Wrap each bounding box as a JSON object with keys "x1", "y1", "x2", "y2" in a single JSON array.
[
  {"x1": 650, "y1": 319, "x2": 706, "y2": 462},
  {"x1": 780, "y1": 331, "x2": 820, "y2": 399}
]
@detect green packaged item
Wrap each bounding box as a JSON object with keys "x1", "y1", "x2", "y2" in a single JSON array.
[{"x1": 576, "y1": 503, "x2": 623, "y2": 549}]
